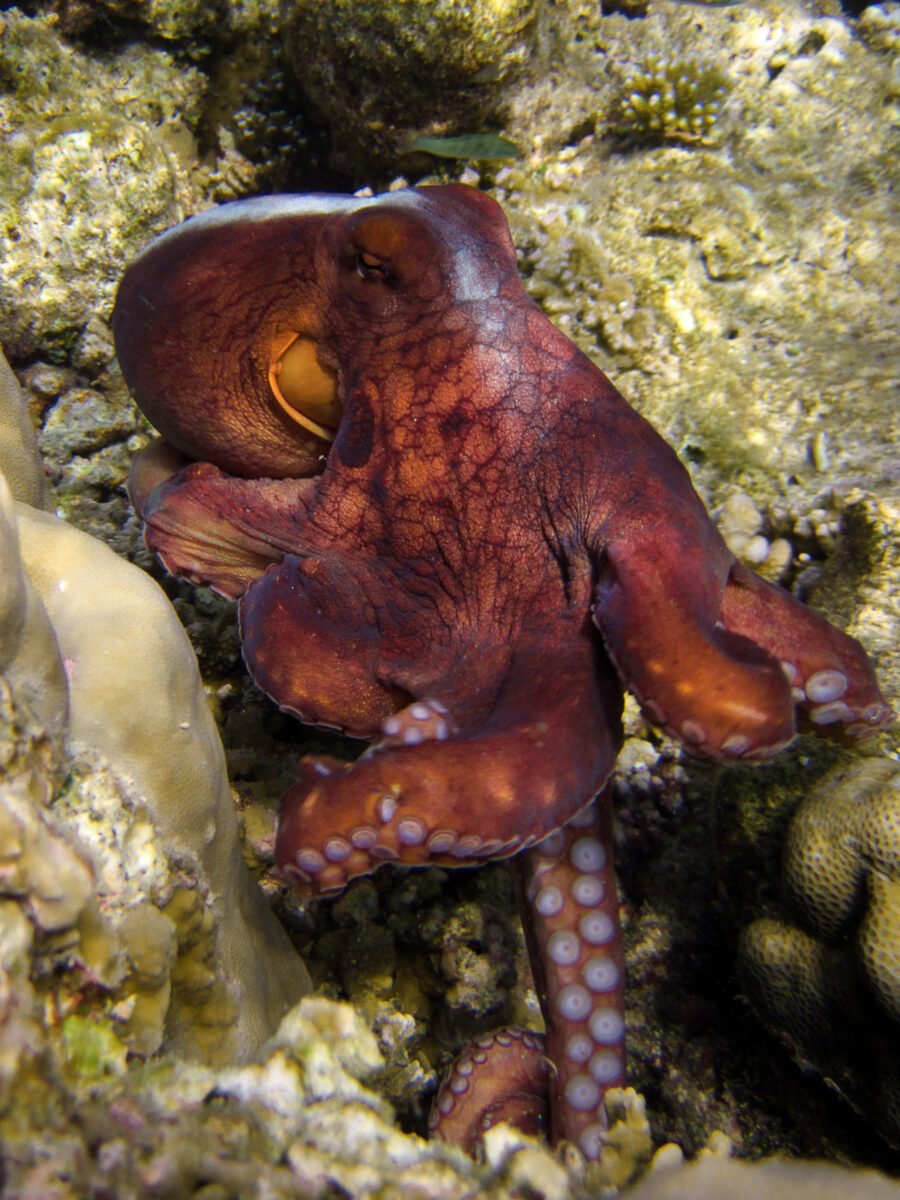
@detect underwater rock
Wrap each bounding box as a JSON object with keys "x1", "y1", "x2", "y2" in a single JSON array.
[
  {"x1": 497, "y1": 2, "x2": 898, "y2": 511},
  {"x1": 738, "y1": 758, "x2": 900, "y2": 1148},
  {"x1": 0, "y1": 111, "x2": 194, "y2": 361},
  {"x1": 91, "y1": 0, "x2": 216, "y2": 41},
  {"x1": 0, "y1": 10, "x2": 204, "y2": 361},
  {"x1": 38, "y1": 0, "x2": 286, "y2": 41},
  {"x1": 284, "y1": 0, "x2": 539, "y2": 175}
]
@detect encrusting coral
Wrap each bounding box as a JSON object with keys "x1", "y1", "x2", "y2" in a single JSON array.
[{"x1": 0, "y1": 346, "x2": 309, "y2": 1071}]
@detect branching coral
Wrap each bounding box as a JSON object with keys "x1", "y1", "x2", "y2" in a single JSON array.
[{"x1": 620, "y1": 56, "x2": 727, "y2": 144}]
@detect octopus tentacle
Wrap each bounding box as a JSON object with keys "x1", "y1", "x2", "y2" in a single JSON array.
[
  {"x1": 594, "y1": 542, "x2": 795, "y2": 761},
  {"x1": 721, "y1": 562, "x2": 892, "y2": 745},
  {"x1": 429, "y1": 1028, "x2": 550, "y2": 1153},
  {"x1": 240, "y1": 552, "x2": 410, "y2": 737},
  {"x1": 134, "y1": 456, "x2": 318, "y2": 599},
  {"x1": 275, "y1": 635, "x2": 623, "y2": 894},
  {"x1": 515, "y1": 790, "x2": 625, "y2": 1159},
  {"x1": 431, "y1": 791, "x2": 625, "y2": 1161},
  {"x1": 375, "y1": 698, "x2": 458, "y2": 748}
]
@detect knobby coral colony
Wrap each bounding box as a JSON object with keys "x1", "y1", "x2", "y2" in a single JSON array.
[
  {"x1": 112, "y1": 184, "x2": 892, "y2": 1162},
  {"x1": 621, "y1": 56, "x2": 727, "y2": 143}
]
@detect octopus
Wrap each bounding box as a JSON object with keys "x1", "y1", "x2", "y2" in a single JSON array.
[{"x1": 112, "y1": 184, "x2": 892, "y2": 1160}]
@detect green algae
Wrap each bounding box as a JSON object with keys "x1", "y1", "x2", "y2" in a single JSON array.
[{"x1": 62, "y1": 1014, "x2": 129, "y2": 1080}]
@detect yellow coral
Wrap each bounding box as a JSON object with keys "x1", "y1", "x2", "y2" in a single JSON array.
[
  {"x1": 739, "y1": 758, "x2": 900, "y2": 1145},
  {"x1": 621, "y1": 56, "x2": 727, "y2": 144},
  {"x1": 782, "y1": 757, "x2": 900, "y2": 1023}
]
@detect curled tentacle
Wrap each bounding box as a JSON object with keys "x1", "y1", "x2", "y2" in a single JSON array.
[
  {"x1": 721, "y1": 563, "x2": 892, "y2": 745},
  {"x1": 274, "y1": 633, "x2": 623, "y2": 895},
  {"x1": 429, "y1": 1028, "x2": 550, "y2": 1153},
  {"x1": 134, "y1": 458, "x2": 317, "y2": 599}
]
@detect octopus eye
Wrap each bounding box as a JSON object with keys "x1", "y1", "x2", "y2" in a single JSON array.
[
  {"x1": 355, "y1": 249, "x2": 391, "y2": 283},
  {"x1": 268, "y1": 333, "x2": 341, "y2": 441}
]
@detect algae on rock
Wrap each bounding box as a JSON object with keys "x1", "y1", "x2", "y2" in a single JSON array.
[
  {"x1": 284, "y1": 0, "x2": 540, "y2": 175},
  {"x1": 0, "y1": 10, "x2": 205, "y2": 360},
  {"x1": 497, "y1": 3, "x2": 899, "y2": 514}
]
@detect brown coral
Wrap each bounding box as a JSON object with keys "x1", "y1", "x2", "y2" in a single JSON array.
[{"x1": 740, "y1": 758, "x2": 900, "y2": 1145}]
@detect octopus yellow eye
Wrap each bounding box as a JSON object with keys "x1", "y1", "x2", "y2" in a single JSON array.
[
  {"x1": 268, "y1": 334, "x2": 341, "y2": 441},
  {"x1": 356, "y1": 249, "x2": 389, "y2": 281}
]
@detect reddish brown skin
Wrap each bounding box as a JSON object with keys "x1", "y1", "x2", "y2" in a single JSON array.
[{"x1": 113, "y1": 184, "x2": 892, "y2": 1156}]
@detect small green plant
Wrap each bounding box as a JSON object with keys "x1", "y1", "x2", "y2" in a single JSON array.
[{"x1": 621, "y1": 56, "x2": 727, "y2": 143}]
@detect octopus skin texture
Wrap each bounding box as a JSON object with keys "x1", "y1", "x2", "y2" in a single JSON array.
[{"x1": 112, "y1": 184, "x2": 892, "y2": 1158}]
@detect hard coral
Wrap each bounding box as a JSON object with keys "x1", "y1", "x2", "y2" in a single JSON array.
[
  {"x1": 620, "y1": 56, "x2": 727, "y2": 144},
  {"x1": 739, "y1": 758, "x2": 900, "y2": 1147},
  {"x1": 0, "y1": 348, "x2": 309, "y2": 1069}
]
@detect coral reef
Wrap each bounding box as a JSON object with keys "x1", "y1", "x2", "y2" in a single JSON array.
[
  {"x1": 0, "y1": 348, "x2": 309, "y2": 1072},
  {"x1": 283, "y1": 0, "x2": 539, "y2": 175},
  {"x1": 0, "y1": 0, "x2": 896, "y2": 1189},
  {"x1": 619, "y1": 56, "x2": 727, "y2": 144},
  {"x1": 739, "y1": 757, "x2": 900, "y2": 1147}
]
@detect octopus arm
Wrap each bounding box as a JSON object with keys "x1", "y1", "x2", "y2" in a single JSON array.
[
  {"x1": 133, "y1": 453, "x2": 319, "y2": 600},
  {"x1": 592, "y1": 533, "x2": 796, "y2": 761},
  {"x1": 721, "y1": 563, "x2": 893, "y2": 744},
  {"x1": 430, "y1": 1029, "x2": 550, "y2": 1154},
  {"x1": 272, "y1": 626, "x2": 623, "y2": 895}
]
